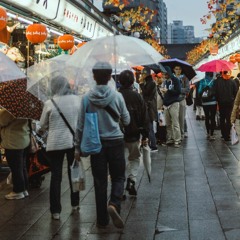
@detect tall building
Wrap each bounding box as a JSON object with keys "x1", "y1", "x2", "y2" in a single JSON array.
[
  {"x1": 168, "y1": 20, "x2": 201, "y2": 44},
  {"x1": 158, "y1": 0, "x2": 168, "y2": 44}
]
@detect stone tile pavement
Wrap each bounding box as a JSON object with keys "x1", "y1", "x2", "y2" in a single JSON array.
[{"x1": 1, "y1": 108, "x2": 240, "y2": 240}]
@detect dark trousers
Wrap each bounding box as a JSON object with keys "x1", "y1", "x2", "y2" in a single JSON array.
[
  {"x1": 149, "y1": 122, "x2": 157, "y2": 148},
  {"x1": 219, "y1": 104, "x2": 233, "y2": 140},
  {"x1": 5, "y1": 148, "x2": 28, "y2": 193},
  {"x1": 47, "y1": 148, "x2": 79, "y2": 214},
  {"x1": 90, "y1": 139, "x2": 125, "y2": 226},
  {"x1": 203, "y1": 105, "x2": 217, "y2": 135}
]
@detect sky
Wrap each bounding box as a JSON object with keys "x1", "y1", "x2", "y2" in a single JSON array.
[
  {"x1": 164, "y1": 0, "x2": 215, "y2": 38},
  {"x1": 93, "y1": 0, "x2": 215, "y2": 38}
]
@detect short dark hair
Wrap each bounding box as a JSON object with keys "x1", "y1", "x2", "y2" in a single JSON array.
[
  {"x1": 50, "y1": 76, "x2": 71, "y2": 96},
  {"x1": 119, "y1": 70, "x2": 134, "y2": 88},
  {"x1": 92, "y1": 61, "x2": 112, "y2": 85},
  {"x1": 237, "y1": 73, "x2": 240, "y2": 78}
]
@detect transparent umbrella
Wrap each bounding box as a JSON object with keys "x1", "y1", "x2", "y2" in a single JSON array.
[
  {"x1": 66, "y1": 35, "x2": 164, "y2": 85},
  {"x1": 27, "y1": 54, "x2": 77, "y2": 102}
]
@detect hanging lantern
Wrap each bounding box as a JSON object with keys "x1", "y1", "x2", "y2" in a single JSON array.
[
  {"x1": 26, "y1": 23, "x2": 47, "y2": 44},
  {"x1": 229, "y1": 55, "x2": 236, "y2": 63},
  {"x1": 0, "y1": 7, "x2": 7, "y2": 31},
  {"x1": 234, "y1": 53, "x2": 240, "y2": 63},
  {"x1": 58, "y1": 34, "x2": 74, "y2": 50},
  {"x1": 209, "y1": 44, "x2": 218, "y2": 56},
  {"x1": 77, "y1": 41, "x2": 86, "y2": 48}
]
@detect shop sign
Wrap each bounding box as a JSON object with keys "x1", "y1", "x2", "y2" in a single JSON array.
[{"x1": 5, "y1": 0, "x2": 64, "y2": 20}]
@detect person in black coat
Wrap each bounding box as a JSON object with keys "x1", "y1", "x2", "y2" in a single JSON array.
[
  {"x1": 139, "y1": 67, "x2": 158, "y2": 151},
  {"x1": 119, "y1": 70, "x2": 149, "y2": 196}
]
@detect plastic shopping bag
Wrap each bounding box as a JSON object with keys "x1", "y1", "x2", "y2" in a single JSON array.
[
  {"x1": 71, "y1": 159, "x2": 85, "y2": 192},
  {"x1": 231, "y1": 124, "x2": 239, "y2": 145}
]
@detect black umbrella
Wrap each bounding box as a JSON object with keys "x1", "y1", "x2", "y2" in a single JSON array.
[
  {"x1": 159, "y1": 58, "x2": 196, "y2": 80},
  {"x1": 143, "y1": 63, "x2": 167, "y2": 73}
]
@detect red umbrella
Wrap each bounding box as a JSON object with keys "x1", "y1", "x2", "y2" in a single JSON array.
[
  {"x1": 0, "y1": 78, "x2": 43, "y2": 120},
  {"x1": 197, "y1": 59, "x2": 236, "y2": 72}
]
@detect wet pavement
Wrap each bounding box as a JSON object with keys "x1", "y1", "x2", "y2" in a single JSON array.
[{"x1": 1, "y1": 107, "x2": 240, "y2": 240}]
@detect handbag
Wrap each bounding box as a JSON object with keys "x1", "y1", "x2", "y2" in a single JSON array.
[
  {"x1": 231, "y1": 124, "x2": 239, "y2": 145},
  {"x1": 80, "y1": 96, "x2": 102, "y2": 156},
  {"x1": 186, "y1": 93, "x2": 193, "y2": 106},
  {"x1": 71, "y1": 159, "x2": 85, "y2": 192}
]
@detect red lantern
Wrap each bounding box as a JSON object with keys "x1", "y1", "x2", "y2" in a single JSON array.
[
  {"x1": 209, "y1": 44, "x2": 218, "y2": 56},
  {"x1": 0, "y1": 7, "x2": 7, "y2": 31},
  {"x1": 234, "y1": 53, "x2": 240, "y2": 63},
  {"x1": 77, "y1": 41, "x2": 86, "y2": 48},
  {"x1": 26, "y1": 23, "x2": 47, "y2": 44},
  {"x1": 229, "y1": 55, "x2": 236, "y2": 63},
  {"x1": 58, "y1": 35, "x2": 74, "y2": 50}
]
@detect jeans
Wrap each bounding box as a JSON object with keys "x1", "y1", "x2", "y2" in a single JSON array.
[
  {"x1": 5, "y1": 148, "x2": 28, "y2": 193},
  {"x1": 47, "y1": 148, "x2": 79, "y2": 214},
  {"x1": 219, "y1": 104, "x2": 233, "y2": 140},
  {"x1": 203, "y1": 105, "x2": 217, "y2": 135},
  {"x1": 149, "y1": 122, "x2": 157, "y2": 148},
  {"x1": 90, "y1": 139, "x2": 125, "y2": 226}
]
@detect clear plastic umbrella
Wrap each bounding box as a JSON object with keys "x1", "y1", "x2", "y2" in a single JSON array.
[
  {"x1": 26, "y1": 54, "x2": 77, "y2": 102},
  {"x1": 0, "y1": 52, "x2": 26, "y2": 82},
  {"x1": 66, "y1": 35, "x2": 164, "y2": 85}
]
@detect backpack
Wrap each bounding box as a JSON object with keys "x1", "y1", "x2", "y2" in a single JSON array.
[{"x1": 201, "y1": 79, "x2": 214, "y2": 103}]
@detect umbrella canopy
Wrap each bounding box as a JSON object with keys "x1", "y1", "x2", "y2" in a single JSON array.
[
  {"x1": 0, "y1": 79, "x2": 43, "y2": 120},
  {"x1": 0, "y1": 52, "x2": 26, "y2": 82},
  {"x1": 197, "y1": 59, "x2": 236, "y2": 72},
  {"x1": 143, "y1": 63, "x2": 167, "y2": 73},
  {"x1": 66, "y1": 35, "x2": 164, "y2": 85},
  {"x1": 160, "y1": 58, "x2": 196, "y2": 80},
  {"x1": 141, "y1": 145, "x2": 152, "y2": 182},
  {"x1": 27, "y1": 54, "x2": 76, "y2": 102}
]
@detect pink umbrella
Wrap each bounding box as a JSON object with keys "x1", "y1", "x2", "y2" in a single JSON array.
[{"x1": 197, "y1": 59, "x2": 236, "y2": 72}]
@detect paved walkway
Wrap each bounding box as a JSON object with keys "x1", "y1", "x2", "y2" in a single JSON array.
[{"x1": 1, "y1": 108, "x2": 240, "y2": 240}]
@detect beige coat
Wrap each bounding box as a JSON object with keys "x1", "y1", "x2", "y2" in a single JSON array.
[
  {"x1": 0, "y1": 109, "x2": 30, "y2": 149},
  {"x1": 231, "y1": 88, "x2": 240, "y2": 124}
]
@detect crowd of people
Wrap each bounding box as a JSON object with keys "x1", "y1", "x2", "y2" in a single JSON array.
[{"x1": 0, "y1": 61, "x2": 240, "y2": 230}]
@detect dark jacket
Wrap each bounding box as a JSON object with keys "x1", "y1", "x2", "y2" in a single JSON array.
[
  {"x1": 119, "y1": 87, "x2": 149, "y2": 142},
  {"x1": 215, "y1": 76, "x2": 238, "y2": 106},
  {"x1": 163, "y1": 76, "x2": 181, "y2": 107},
  {"x1": 139, "y1": 76, "x2": 157, "y2": 121}
]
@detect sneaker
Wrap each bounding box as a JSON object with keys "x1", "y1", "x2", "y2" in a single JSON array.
[
  {"x1": 174, "y1": 142, "x2": 181, "y2": 148},
  {"x1": 52, "y1": 213, "x2": 60, "y2": 220},
  {"x1": 23, "y1": 190, "x2": 29, "y2": 197},
  {"x1": 5, "y1": 191, "x2": 25, "y2": 200},
  {"x1": 166, "y1": 140, "x2": 174, "y2": 145},
  {"x1": 209, "y1": 136, "x2": 215, "y2": 141},
  {"x1": 126, "y1": 178, "x2": 137, "y2": 196},
  {"x1": 107, "y1": 205, "x2": 124, "y2": 228},
  {"x1": 201, "y1": 116, "x2": 205, "y2": 120},
  {"x1": 72, "y1": 205, "x2": 80, "y2": 212},
  {"x1": 196, "y1": 115, "x2": 201, "y2": 120},
  {"x1": 184, "y1": 132, "x2": 188, "y2": 138},
  {"x1": 150, "y1": 147, "x2": 158, "y2": 152}
]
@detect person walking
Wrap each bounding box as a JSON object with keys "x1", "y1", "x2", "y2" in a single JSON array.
[
  {"x1": 231, "y1": 87, "x2": 240, "y2": 134},
  {"x1": 215, "y1": 70, "x2": 238, "y2": 141},
  {"x1": 118, "y1": 70, "x2": 149, "y2": 196},
  {"x1": 198, "y1": 72, "x2": 217, "y2": 140},
  {"x1": 0, "y1": 109, "x2": 30, "y2": 200},
  {"x1": 172, "y1": 65, "x2": 190, "y2": 140},
  {"x1": 139, "y1": 67, "x2": 158, "y2": 152},
  {"x1": 162, "y1": 67, "x2": 181, "y2": 148},
  {"x1": 39, "y1": 76, "x2": 81, "y2": 220},
  {"x1": 75, "y1": 62, "x2": 130, "y2": 229}
]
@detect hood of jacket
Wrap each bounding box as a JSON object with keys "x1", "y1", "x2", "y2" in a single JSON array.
[{"x1": 88, "y1": 85, "x2": 115, "y2": 108}]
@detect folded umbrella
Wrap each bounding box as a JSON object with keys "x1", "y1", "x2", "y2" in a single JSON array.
[{"x1": 141, "y1": 144, "x2": 152, "y2": 182}]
